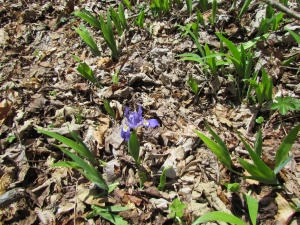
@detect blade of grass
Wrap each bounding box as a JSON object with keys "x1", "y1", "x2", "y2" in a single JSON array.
[
  {"x1": 36, "y1": 128, "x2": 96, "y2": 163},
  {"x1": 275, "y1": 124, "x2": 300, "y2": 168},
  {"x1": 191, "y1": 211, "x2": 247, "y2": 225}
]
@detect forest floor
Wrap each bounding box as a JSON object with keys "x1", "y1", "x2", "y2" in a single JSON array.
[{"x1": 0, "y1": 0, "x2": 300, "y2": 224}]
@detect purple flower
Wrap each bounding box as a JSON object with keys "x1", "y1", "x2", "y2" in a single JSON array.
[{"x1": 121, "y1": 105, "x2": 160, "y2": 141}]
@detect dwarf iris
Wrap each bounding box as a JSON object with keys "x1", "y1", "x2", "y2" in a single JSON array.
[{"x1": 121, "y1": 105, "x2": 160, "y2": 141}]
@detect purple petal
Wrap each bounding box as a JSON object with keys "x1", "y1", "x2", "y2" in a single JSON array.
[
  {"x1": 124, "y1": 107, "x2": 130, "y2": 118},
  {"x1": 120, "y1": 125, "x2": 131, "y2": 141},
  {"x1": 137, "y1": 105, "x2": 143, "y2": 116},
  {"x1": 144, "y1": 119, "x2": 160, "y2": 128}
]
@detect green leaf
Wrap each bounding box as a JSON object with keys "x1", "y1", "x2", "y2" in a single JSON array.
[
  {"x1": 103, "y1": 99, "x2": 116, "y2": 119},
  {"x1": 238, "y1": 158, "x2": 278, "y2": 184},
  {"x1": 55, "y1": 145, "x2": 108, "y2": 190},
  {"x1": 73, "y1": 10, "x2": 101, "y2": 30},
  {"x1": 36, "y1": 128, "x2": 96, "y2": 163},
  {"x1": 238, "y1": 0, "x2": 251, "y2": 18},
  {"x1": 86, "y1": 205, "x2": 130, "y2": 225},
  {"x1": 194, "y1": 128, "x2": 234, "y2": 172},
  {"x1": 169, "y1": 198, "x2": 186, "y2": 219},
  {"x1": 286, "y1": 29, "x2": 300, "y2": 46},
  {"x1": 254, "y1": 130, "x2": 262, "y2": 157},
  {"x1": 110, "y1": 7, "x2": 123, "y2": 36},
  {"x1": 187, "y1": 76, "x2": 199, "y2": 95},
  {"x1": 256, "y1": 116, "x2": 264, "y2": 124},
  {"x1": 123, "y1": 0, "x2": 132, "y2": 11},
  {"x1": 275, "y1": 124, "x2": 300, "y2": 169},
  {"x1": 118, "y1": 3, "x2": 128, "y2": 30},
  {"x1": 271, "y1": 97, "x2": 297, "y2": 115},
  {"x1": 128, "y1": 130, "x2": 140, "y2": 164},
  {"x1": 274, "y1": 155, "x2": 293, "y2": 174},
  {"x1": 243, "y1": 194, "x2": 258, "y2": 225},
  {"x1": 99, "y1": 13, "x2": 119, "y2": 62},
  {"x1": 52, "y1": 161, "x2": 81, "y2": 169},
  {"x1": 73, "y1": 25, "x2": 101, "y2": 56},
  {"x1": 157, "y1": 166, "x2": 171, "y2": 191},
  {"x1": 223, "y1": 182, "x2": 240, "y2": 192},
  {"x1": 134, "y1": 9, "x2": 144, "y2": 28},
  {"x1": 191, "y1": 211, "x2": 247, "y2": 225},
  {"x1": 238, "y1": 132, "x2": 278, "y2": 184},
  {"x1": 186, "y1": 0, "x2": 192, "y2": 16}
]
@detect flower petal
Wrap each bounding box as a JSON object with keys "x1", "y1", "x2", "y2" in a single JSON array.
[
  {"x1": 137, "y1": 105, "x2": 143, "y2": 116},
  {"x1": 144, "y1": 119, "x2": 160, "y2": 128},
  {"x1": 120, "y1": 125, "x2": 131, "y2": 141},
  {"x1": 124, "y1": 107, "x2": 130, "y2": 118}
]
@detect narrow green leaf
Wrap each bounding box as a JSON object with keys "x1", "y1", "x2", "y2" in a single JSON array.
[
  {"x1": 275, "y1": 124, "x2": 300, "y2": 168},
  {"x1": 187, "y1": 76, "x2": 199, "y2": 95},
  {"x1": 223, "y1": 182, "x2": 240, "y2": 192},
  {"x1": 103, "y1": 99, "x2": 116, "y2": 119},
  {"x1": 238, "y1": 0, "x2": 251, "y2": 18},
  {"x1": 243, "y1": 194, "x2": 258, "y2": 225},
  {"x1": 73, "y1": 10, "x2": 101, "y2": 30},
  {"x1": 274, "y1": 155, "x2": 293, "y2": 174},
  {"x1": 254, "y1": 130, "x2": 262, "y2": 157},
  {"x1": 186, "y1": 0, "x2": 192, "y2": 16},
  {"x1": 91, "y1": 205, "x2": 131, "y2": 213},
  {"x1": 118, "y1": 3, "x2": 128, "y2": 30},
  {"x1": 87, "y1": 210, "x2": 130, "y2": 225},
  {"x1": 36, "y1": 128, "x2": 96, "y2": 163},
  {"x1": 128, "y1": 130, "x2": 140, "y2": 164},
  {"x1": 123, "y1": 0, "x2": 132, "y2": 11},
  {"x1": 216, "y1": 33, "x2": 240, "y2": 62},
  {"x1": 191, "y1": 211, "x2": 247, "y2": 225},
  {"x1": 238, "y1": 158, "x2": 278, "y2": 184},
  {"x1": 286, "y1": 29, "x2": 300, "y2": 46},
  {"x1": 73, "y1": 25, "x2": 101, "y2": 56},
  {"x1": 238, "y1": 132, "x2": 276, "y2": 180},
  {"x1": 52, "y1": 161, "x2": 81, "y2": 169},
  {"x1": 158, "y1": 166, "x2": 171, "y2": 191},
  {"x1": 55, "y1": 145, "x2": 108, "y2": 190},
  {"x1": 194, "y1": 129, "x2": 233, "y2": 171},
  {"x1": 110, "y1": 7, "x2": 123, "y2": 36}
]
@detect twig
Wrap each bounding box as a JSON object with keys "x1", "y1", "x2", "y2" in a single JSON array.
[{"x1": 260, "y1": 0, "x2": 300, "y2": 21}]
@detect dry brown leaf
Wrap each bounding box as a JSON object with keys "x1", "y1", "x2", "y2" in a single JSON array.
[
  {"x1": 0, "y1": 99, "x2": 12, "y2": 121},
  {"x1": 275, "y1": 193, "x2": 295, "y2": 225},
  {"x1": 0, "y1": 174, "x2": 12, "y2": 195},
  {"x1": 93, "y1": 117, "x2": 110, "y2": 145}
]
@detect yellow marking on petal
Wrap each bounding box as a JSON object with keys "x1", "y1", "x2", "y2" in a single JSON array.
[
  {"x1": 123, "y1": 125, "x2": 129, "y2": 131},
  {"x1": 143, "y1": 120, "x2": 149, "y2": 126}
]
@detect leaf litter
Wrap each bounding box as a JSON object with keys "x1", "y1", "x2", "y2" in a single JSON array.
[{"x1": 0, "y1": 0, "x2": 299, "y2": 224}]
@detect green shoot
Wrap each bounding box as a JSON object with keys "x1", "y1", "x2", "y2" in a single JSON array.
[
  {"x1": 223, "y1": 182, "x2": 240, "y2": 193},
  {"x1": 123, "y1": 0, "x2": 133, "y2": 11},
  {"x1": 243, "y1": 193, "x2": 258, "y2": 225},
  {"x1": 73, "y1": 10, "x2": 101, "y2": 30},
  {"x1": 36, "y1": 128, "x2": 109, "y2": 190},
  {"x1": 187, "y1": 76, "x2": 199, "y2": 95},
  {"x1": 103, "y1": 99, "x2": 116, "y2": 119},
  {"x1": 128, "y1": 130, "x2": 141, "y2": 164},
  {"x1": 286, "y1": 28, "x2": 300, "y2": 46},
  {"x1": 99, "y1": 12, "x2": 119, "y2": 62},
  {"x1": 209, "y1": 0, "x2": 217, "y2": 26},
  {"x1": 186, "y1": 0, "x2": 192, "y2": 16},
  {"x1": 73, "y1": 25, "x2": 101, "y2": 56},
  {"x1": 74, "y1": 59, "x2": 103, "y2": 88},
  {"x1": 135, "y1": 9, "x2": 145, "y2": 28},
  {"x1": 86, "y1": 205, "x2": 131, "y2": 225},
  {"x1": 158, "y1": 166, "x2": 171, "y2": 191},
  {"x1": 194, "y1": 122, "x2": 238, "y2": 174},
  {"x1": 238, "y1": 0, "x2": 251, "y2": 18},
  {"x1": 192, "y1": 211, "x2": 247, "y2": 225},
  {"x1": 199, "y1": 0, "x2": 208, "y2": 12}
]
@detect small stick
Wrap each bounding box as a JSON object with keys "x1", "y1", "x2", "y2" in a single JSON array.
[{"x1": 260, "y1": 0, "x2": 300, "y2": 21}]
